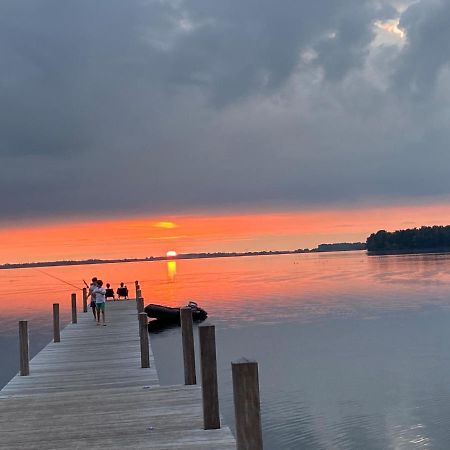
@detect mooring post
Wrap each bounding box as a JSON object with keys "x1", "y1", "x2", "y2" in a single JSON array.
[
  {"x1": 71, "y1": 293, "x2": 77, "y2": 324},
  {"x1": 137, "y1": 297, "x2": 145, "y2": 339},
  {"x1": 199, "y1": 325, "x2": 220, "y2": 429},
  {"x1": 136, "y1": 296, "x2": 144, "y2": 314},
  {"x1": 135, "y1": 281, "x2": 139, "y2": 300},
  {"x1": 138, "y1": 312, "x2": 150, "y2": 368},
  {"x1": 19, "y1": 320, "x2": 29, "y2": 376},
  {"x1": 232, "y1": 359, "x2": 263, "y2": 450},
  {"x1": 82, "y1": 287, "x2": 88, "y2": 313},
  {"x1": 180, "y1": 307, "x2": 196, "y2": 385},
  {"x1": 53, "y1": 303, "x2": 60, "y2": 343}
]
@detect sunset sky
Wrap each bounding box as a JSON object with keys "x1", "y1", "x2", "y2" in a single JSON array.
[
  {"x1": 1, "y1": 0, "x2": 450, "y2": 263},
  {"x1": 2, "y1": 202, "x2": 450, "y2": 264}
]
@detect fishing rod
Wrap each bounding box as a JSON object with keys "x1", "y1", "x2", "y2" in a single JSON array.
[{"x1": 32, "y1": 267, "x2": 82, "y2": 291}]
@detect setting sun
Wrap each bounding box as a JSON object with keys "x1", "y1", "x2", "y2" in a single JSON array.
[{"x1": 166, "y1": 250, "x2": 177, "y2": 258}]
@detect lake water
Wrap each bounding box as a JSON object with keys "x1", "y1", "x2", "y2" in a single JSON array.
[{"x1": 2, "y1": 251, "x2": 450, "y2": 449}]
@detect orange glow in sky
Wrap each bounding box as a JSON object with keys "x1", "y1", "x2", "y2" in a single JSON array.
[
  {"x1": 2, "y1": 202, "x2": 450, "y2": 264},
  {"x1": 155, "y1": 221, "x2": 178, "y2": 229}
]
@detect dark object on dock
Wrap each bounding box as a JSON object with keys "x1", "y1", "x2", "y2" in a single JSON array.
[{"x1": 144, "y1": 301, "x2": 207, "y2": 324}]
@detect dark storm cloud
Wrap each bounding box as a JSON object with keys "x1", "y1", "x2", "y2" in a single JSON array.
[
  {"x1": 164, "y1": 0, "x2": 385, "y2": 103},
  {"x1": 394, "y1": 0, "x2": 450, "y2": 96},
  {"x1": 0, "y1": 0, "x2": 449, "y2": 222}
]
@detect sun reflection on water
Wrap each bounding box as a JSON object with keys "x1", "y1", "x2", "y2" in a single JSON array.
[{"x1": 167, "y1": 260, "x2": 176, "y2": 282}]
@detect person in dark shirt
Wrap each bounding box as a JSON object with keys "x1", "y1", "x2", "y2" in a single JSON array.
[
  {"x1": 116, "y1": 282, "x2": 128, "y2": 300},
  {"x1": 105, "y1": 283, "x2": 115, "y2": 301}
]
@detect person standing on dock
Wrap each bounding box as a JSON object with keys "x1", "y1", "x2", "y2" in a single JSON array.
[
  {"x1": 87, "y1": 277, "x2": 98, "y2": 320},
  {"x1": 93, "y1": 280, "x2": 107, "y2": 326}
]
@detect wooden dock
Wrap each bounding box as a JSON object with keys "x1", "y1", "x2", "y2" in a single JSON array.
[{"x1": 0, "y1": 301, "x2": 237, "y2": 449}]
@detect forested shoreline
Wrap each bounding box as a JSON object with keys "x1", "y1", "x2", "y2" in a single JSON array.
[{"x1": 366, "y1": 225, "x2": 450, "y2": 252}]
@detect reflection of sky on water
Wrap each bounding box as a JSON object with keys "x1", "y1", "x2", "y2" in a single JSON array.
[
  {"x1": 3, "y1": 251, "x2": 450, "y2": 325},
  {"x1": 2, "y1": 252, "x2": 450, "y2": 448},
  {"x1": 151, "y1": 309, "x2": 450, "y2": 449}
]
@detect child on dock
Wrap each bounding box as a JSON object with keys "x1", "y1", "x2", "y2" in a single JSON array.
[
  {"x1": 93, "y1": 280, "x2": 107, "y2": 326},
  {"x1": 87, "y1": 277, "x2": 98, "y2": 320}
]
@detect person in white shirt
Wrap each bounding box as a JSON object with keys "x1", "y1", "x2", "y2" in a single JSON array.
[{"x1": 93, "y1": 279, "x2": 107, "y2": 326}]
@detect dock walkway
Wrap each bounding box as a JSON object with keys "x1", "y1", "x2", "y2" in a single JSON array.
[{"x1": 0, "y1": 301, "x2": 236, "y2": 449}]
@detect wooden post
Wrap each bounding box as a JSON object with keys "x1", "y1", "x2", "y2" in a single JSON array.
[
  {"x1": 19, "y1": 320, "x2": 29, "y2": 376},
  {"x1": 136, "y1": 297, "x2": 144, "y2": 314},
  {"x1": 181, "y1": 307, "x2": 196, "y2": 385},
  {"x1": 82, "y1": 287, "x2": 88, "y2": 313},
  {"x1": 53, "y1": 303, "x2": 60, "y2": 343},
  {"x1": 138, "y1": 312, "x2": 150, "y2": 368},
  {"x1": 136, "y1": 288, "x2": 142, "y2": 303},
  {"x1": 135, "y1": 281, "x2": 139, "y2": 300},
  {"x1": 137, "y1": 297, "x2": 145, "y2": 339},
  {"x1": 232, "y1": 359, "x2": 263, "y2": 450},
  {"x1": 199, "y1": 325, "x2": 220, "y2": 429},
  {"x1": 71, "y1": 293, "x2": 77, "y2": 324}
]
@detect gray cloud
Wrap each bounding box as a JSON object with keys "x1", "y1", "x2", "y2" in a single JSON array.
[
  {"x1": 395, "y1": 0, "x2": 450, "y2": 96},
  {"x1": 0, "y1": 0, "x2": 449, "y2": 222}
]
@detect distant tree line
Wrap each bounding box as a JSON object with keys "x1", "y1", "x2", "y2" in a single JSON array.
[
  {"x1": 294, "y1": 242, "x2": 366, "y2": 253},
  {"x1": 366, "y1": 226, "x2": 450, "y2": 252},
  {"x1": 313, "y1": 242, "x2": 366, "y2": 252}
]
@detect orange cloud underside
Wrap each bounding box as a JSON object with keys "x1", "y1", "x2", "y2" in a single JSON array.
[{"x1": 1, "y1": 203, "x2": 450, "y2": 264}]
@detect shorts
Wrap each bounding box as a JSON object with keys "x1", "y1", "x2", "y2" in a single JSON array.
[{"x1": 95, "y1": 302, "x2": 105, "y2": 311}]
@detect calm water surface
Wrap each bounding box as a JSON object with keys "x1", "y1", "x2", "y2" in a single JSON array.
[{"x1": 2, "y1": 251, "x2": 450, "y2": 449}]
